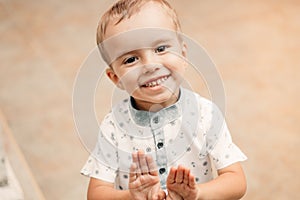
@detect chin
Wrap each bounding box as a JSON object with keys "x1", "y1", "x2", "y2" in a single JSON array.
[{"x1": 150, "y1": 93, "x2": 178, "y2": 105}]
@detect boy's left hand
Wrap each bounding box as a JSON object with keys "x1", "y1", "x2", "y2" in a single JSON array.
[{"x1": 166, "y1": 165, "x2": 199, "y2": 200}]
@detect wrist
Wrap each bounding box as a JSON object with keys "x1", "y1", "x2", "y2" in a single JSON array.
[
  {"x1": 196, "y1": 184, "x2": 204, "y2": 200},
  {"x1": 126, "y1": 190, "x2": 136, "y2": 200}
]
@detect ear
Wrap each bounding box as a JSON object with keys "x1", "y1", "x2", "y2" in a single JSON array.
[
  {"x1": 106, "y1": 68, "x2": 125, "y2": 90},
  {"x1": 181, "y1": 41, "x2": 188, "y2": 58},
  {"x1": 180, "y1": 42, "x2": 189, "y2": 69}
]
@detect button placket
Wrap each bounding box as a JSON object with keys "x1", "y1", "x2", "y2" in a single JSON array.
[{"x1": 152, "y1": 127, "x2": 168, "y2": 189}]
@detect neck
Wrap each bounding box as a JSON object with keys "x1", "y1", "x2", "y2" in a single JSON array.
[{"x1": 131, "y1": 89, "x2": 180, "y2": 112}]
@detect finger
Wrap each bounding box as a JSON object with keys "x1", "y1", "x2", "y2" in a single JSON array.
[
  {"x1": 132, "y1": 152, "x2": 141, "y2": 177},
  {"x1": 188, "y1": 173, "x2": 196, "y2": 188},
  {"x1": 145, "y1": 154, "x2": 158, "y2": 176},
  {"x1": 183, "y1": 167, "x2": 190, "y2": 185},
  {"x1": 167, "y1": 167, "x2": 176, "y2": 184},
  {"x1": 175, "y1": 165, "x2": 184, "y2": 183},
  {"x1": 129, "y1": 163, "x2": 138, "y2": 183},
  {"x1": 137, "y1": 150, "x2": 149, "y2": 174},
  {"x1": 154, "y1": 190, "x2": 166, "y2": 200}
]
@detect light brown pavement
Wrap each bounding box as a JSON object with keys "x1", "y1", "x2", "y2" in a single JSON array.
[{"x1": 0, "y1": 0, "x2": 299, "y2": 199}]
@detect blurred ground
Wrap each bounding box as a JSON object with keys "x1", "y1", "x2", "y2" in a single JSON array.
[{"x1": 0, "y1": 0, "x2": 299, "y2": 199}]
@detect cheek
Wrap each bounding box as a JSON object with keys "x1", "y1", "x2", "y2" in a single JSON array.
[
  {"x1": 118, "y1": 69, "x2": 141, "y2": 93},
  {"x1": 166, "y1": 55, "x2": 187, "y2": 73}
]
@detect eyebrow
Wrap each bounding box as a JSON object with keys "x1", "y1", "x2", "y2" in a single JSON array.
[{"x1": 152, "y1": 37, "x2": 175, "y2": 46}]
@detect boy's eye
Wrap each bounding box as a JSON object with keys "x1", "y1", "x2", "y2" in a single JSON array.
[
  {"x1": 155, "y1": 45, "x2": 168, "y2": 53},
  {"x1": 124, "y1": 56, "x2": 138, "y2": 64}
]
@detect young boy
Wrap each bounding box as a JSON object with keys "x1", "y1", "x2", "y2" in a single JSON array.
[{"x1": 81, "y1": 0, "x2": 247, "y2": 199}]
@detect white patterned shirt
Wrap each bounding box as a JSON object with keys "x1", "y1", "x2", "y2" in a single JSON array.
[{"x1": 81, "y1": 88, "x2": 247, "y2": 190}]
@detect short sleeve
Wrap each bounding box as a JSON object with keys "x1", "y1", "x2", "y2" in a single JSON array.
[
  {"x1": 209, "y1": 123, "x2": 247, "y2": 169},
  {"x1": 81, "y1": 113, "x2": 118, "y2": 183},
  {"x1": 81, "y1": 154, "x2": 116, "y2": 183},
  {"x1": 203, "y1": 101, "x2": 247, "y2": 169}
]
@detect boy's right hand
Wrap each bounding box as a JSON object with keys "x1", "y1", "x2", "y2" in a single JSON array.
[{"x1": 129, "y1": 150, "x2": 166, "y2": 200}]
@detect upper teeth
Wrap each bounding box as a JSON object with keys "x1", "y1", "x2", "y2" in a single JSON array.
[{"x1": 144, "y1": 76, "x2": 168, "y2": 87}]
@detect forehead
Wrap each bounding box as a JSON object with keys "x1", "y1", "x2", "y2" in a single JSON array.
[
  {"x1": 100, "y1": 2, "x2": 179, "y2": 65},
  {"x1": 104, "y1": 1, "x2": 176, "y2": 41}
]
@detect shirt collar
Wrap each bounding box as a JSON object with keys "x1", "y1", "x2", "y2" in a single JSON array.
[{"x1": 128, "y1": 89, "x2": 184, "y2": 127}]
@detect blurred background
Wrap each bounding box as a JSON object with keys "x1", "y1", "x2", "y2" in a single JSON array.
[{"x1": 0, "y1": 0, "x2": 299, "y2": 199}]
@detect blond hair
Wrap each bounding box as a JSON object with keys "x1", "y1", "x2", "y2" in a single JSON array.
[{"x1": 96, "y1": 0, "x2": 181, "y2": 45}]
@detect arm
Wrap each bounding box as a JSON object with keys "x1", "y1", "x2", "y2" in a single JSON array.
[
  {"x1": 87, "y1": 178, "x2": 132, "y2": 200},
  {"x1": 196, "y1": 162, "x2": 246, "y2": 200}
]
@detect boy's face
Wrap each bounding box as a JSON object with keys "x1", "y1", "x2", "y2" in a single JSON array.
[{"x1": 103, "y1": 2, "x2": 188, "y2": 110}]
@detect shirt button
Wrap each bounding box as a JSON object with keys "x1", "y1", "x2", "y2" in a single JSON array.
[
  {"x1": 152, "y1": 116, "x2": 159, "y2": 124},
  {"x1": 157, "y1": 142, "x2": 164, "y2": 149},
  {"x1": 159, "y1": 168, "x2": 166, "y2": 174}
]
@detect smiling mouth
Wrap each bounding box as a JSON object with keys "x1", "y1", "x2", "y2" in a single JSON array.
[{"x1": 141, "y1": 75, "x2": 170, "y2": 87}]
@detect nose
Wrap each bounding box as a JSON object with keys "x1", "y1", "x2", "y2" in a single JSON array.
[
  {"x1": 141, "y1": 51, "x2": 160, "y2": 74},
  {"x1": 142, "y1": 63, "x2": 160, "y2": 74}
]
